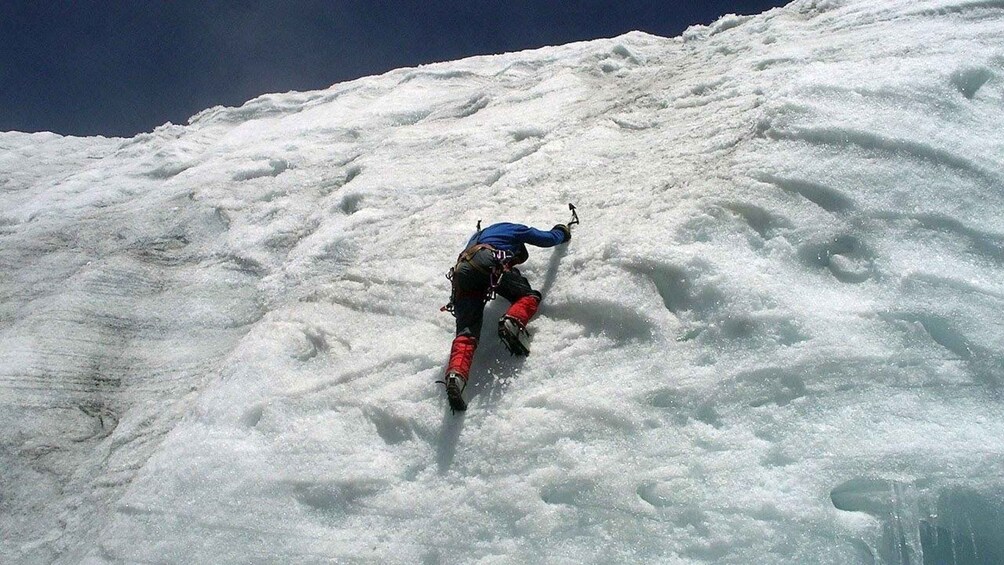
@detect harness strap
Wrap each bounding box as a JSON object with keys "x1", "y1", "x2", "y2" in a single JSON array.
[
  {"x1": 455, "y1": 243, "x2": 496, "y2": 275},
  {"x1": 442, "y1": 243, "x2": 512, "y2": 314}
]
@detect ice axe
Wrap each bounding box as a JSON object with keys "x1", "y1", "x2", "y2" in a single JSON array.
[{"x1": 567, "y1": 203, "x2": 580, "y2": 231}]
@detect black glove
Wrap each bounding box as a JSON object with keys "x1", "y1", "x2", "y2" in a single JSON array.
[{"x1": 553, "y1": 224, "x2": 571, "y2": 243}]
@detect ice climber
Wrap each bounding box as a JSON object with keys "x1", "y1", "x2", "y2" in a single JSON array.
[{"x1": 440, "y1": 221, "x2": 572, "y2": 411}]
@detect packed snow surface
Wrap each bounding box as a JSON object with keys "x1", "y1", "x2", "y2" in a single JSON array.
[{"x1": 3, "y1": 0, "x2": 1004, "y2": 563}]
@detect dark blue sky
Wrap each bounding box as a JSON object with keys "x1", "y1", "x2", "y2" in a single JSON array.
[{"x1": 1, "y1": 1, "x2": 790, "y2": 137}]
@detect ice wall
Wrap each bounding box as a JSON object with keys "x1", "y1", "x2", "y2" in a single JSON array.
[{"x1": 2, "y1": 0, "x2": 1004, "y2": 563}]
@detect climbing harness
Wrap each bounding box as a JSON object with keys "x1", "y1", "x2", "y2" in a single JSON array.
[{"x1": 440, "y1": 242, "x2": 513, "y2": 315}]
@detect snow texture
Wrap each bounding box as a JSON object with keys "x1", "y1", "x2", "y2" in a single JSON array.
[{"x1": 3, "y1": 0, "x2": 1004, "y2": 563}]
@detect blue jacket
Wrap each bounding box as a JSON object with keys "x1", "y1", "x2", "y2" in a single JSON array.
[{"x1": 466, "y1": 222, "x2": 567, "y2": 265}]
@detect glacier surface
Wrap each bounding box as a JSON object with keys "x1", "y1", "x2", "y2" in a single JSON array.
[{"x1": 2, "y1": 0, "x2": 1004, "y2": 563}]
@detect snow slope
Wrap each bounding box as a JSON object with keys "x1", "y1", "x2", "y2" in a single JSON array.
[{"x1": 3, "y1": 0, "x2": 1004, "y2": 562}]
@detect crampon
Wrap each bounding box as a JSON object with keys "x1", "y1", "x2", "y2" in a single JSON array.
[
  {"x1": 437, "y1": 372, "x2": 468, "y2": 412},
  {"x1": 498, "y1": 316, "x2": 531, "y2": 356}
]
